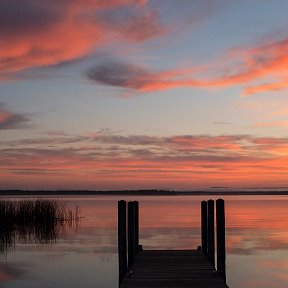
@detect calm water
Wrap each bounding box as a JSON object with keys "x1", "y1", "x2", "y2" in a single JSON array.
[{"x1": 0, "y1": 195, "x2": 288, "y2": 287}]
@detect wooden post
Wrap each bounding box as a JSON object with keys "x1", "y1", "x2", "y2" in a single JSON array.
[
  {"x1": 134, "y1": 201, "x2": 139, "y2": 255},
  {"x1": 207, "y1": 199, "x2": 215, "y2": 266},
  {"x1": 201, "y1": 201, "x2": 208, "y2": 255},
  {"x1": 118, "y1": 200, "x2": 127, "y2": 282},
  {"x1": 128, "y1": 201, "x2": 135, "y2": 267},
  {"x1": 216, "y1": 199, "x2": 226, "y2": 281}
]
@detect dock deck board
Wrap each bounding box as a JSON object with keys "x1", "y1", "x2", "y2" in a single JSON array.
[{"x1": 120, "y1": 250, "x2": 229, "y2": 288}]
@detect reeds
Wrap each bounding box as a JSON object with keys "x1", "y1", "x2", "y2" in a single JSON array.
[{"x1": 0, "y1": 199, "x2": 80, "y2": 253}]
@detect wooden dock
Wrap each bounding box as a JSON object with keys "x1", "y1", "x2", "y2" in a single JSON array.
[
  {"x1": 118, "y1": 199, "x2": 229, "y2": 287},
  {"x1": 120, "y1": 249, "x2": 229, "y2": 288}
]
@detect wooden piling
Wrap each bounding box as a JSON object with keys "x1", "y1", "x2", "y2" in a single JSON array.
[
  {"x1": 216, "y1": 198, "x2": 226, "y2": 281},
  {"x1": 118, "y1": 200, "x2": 127, "y2": 282},
  {"x1": 134, "y1": 201, "x2": 139, "y2": 255},
  {"x1": 201, "y1": 201, "x2": 208, "y2": 255},
  {"x1": 207, "y1": 199, "x2": 215, "y2": 266},
  {"x1": 128, "y1": 201, "x2": 135, "y2": 267}
]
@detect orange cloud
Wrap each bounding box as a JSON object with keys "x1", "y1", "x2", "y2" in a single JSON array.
[
  {"x1": 2, "y1": 1, "x2": 287, "y2": 97},
  {"x1": 2, "y1": 133, "x2": 288, "y2": 189},
  {"x1": 0, "y1": 0, "x2": 164, "y2": 74},
  {"x1": 2, "y1": 1, "x2": 288, "y2": 97},
  {"x1": 204, "y1": 37, "x2": 288, "y2": 95},
  {"x1": 87, "y1": 36, "x2": 288, "y2": 95},
  {"x1": 244, "y1": 78, "x2": 288, "y2": 95}
]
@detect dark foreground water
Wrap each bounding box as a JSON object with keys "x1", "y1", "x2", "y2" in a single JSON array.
[{"x1": 0, "y1": 195, "x2": 288, "y2": 288}]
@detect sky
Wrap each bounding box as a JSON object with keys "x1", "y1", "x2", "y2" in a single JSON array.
[{"x1": 1, "y1": 0, "x2": 288, "y2": 190}]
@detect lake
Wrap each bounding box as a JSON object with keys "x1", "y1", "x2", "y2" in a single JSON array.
[{"x1": 0, "y1": 195, "x2": 287, "y2": 287}]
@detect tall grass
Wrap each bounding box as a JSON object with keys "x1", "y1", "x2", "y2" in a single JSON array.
[{"x1": 0, "y1": 199, "x2": 80, "y2": 253}]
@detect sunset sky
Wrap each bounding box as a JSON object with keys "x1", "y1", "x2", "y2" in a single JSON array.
[{"x1": 1, "y1": 0, "x2": 288, "y2": 190}]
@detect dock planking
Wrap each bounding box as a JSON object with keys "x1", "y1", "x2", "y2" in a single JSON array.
[{"x1": 120, "y1": 249, "x2": 229, "y2": 288}]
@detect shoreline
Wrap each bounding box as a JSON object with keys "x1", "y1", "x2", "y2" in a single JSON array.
[{"x1": 1, "y1": 190, "x2": 288, "y2": 196}]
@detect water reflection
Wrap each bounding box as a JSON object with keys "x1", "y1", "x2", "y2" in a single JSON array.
[
  {"x1": 0, "y1": 219, "x2": 79, "y2": 253},
  {"x1": 0, "y1": 196, "x2": 288, "y2": 288}
]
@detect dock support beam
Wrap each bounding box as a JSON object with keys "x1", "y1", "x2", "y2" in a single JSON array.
[
  {"x1": 207, "y1": 199, "x2": 215, "y2": 266},
  {"x1": 118, "y1": 200, "x2": 127, "y2": 282},
  {"x1": 201, "y1": 201, "x2": 208, "y2": 255},
  {"x1": 128, "y1": 201, "x2": 135, "y2": 268},
  {"x1": 134, "y1": 201, "x2": 139, "y2": 255},
  {"x1": 216, "y1": 199, "x2": 226, "y2": 281}
]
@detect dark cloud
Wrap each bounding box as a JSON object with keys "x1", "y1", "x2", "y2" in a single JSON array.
[
  {"x1": 44, "y1": 130, "x2": 71, "y2": 136},
  {"x1": 87, "y1": 62, "x2": 156, "y2": 89},
  {"x1": 212, "y1": 121, "x2": 233, "y2": 125},
  {"x1": 92, "y1": 134, "x2": 164, "y2": 145},
  {"x1": 0, "y1": 0, "x2": 64, "y2": 36},
  {"x1": 2, "y1": 136, "x2": 88, "y2": 146},
  {"x1": 87, "y1": 36, "x2": 288, "y2": 95},
  {"x1": 0, "y1": 103, "x2": 31, "y2": 130}
]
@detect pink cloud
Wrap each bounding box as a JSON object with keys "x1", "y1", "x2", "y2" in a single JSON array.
[
  {"x1": 2, "y1": 133, "x2": 288, "y2": 189},
  {"x1": 0, "y1": 0, "x2": 164, "y2": 74},
  {"x1": 204, "y1": 37, "x2": 288, "y2": 95},
  {"x1": 244, "y1": 78, "x2": 288, "y2": 95},
  {"x1": 0, "y1": 104, "x2": 31, "y2": 129},
  {"x1": 87, "y1": 36, "x2": 288, "y2": 95},
  {"x1": 3, "y1": 1, "x2": 287, "y2": 97}
]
